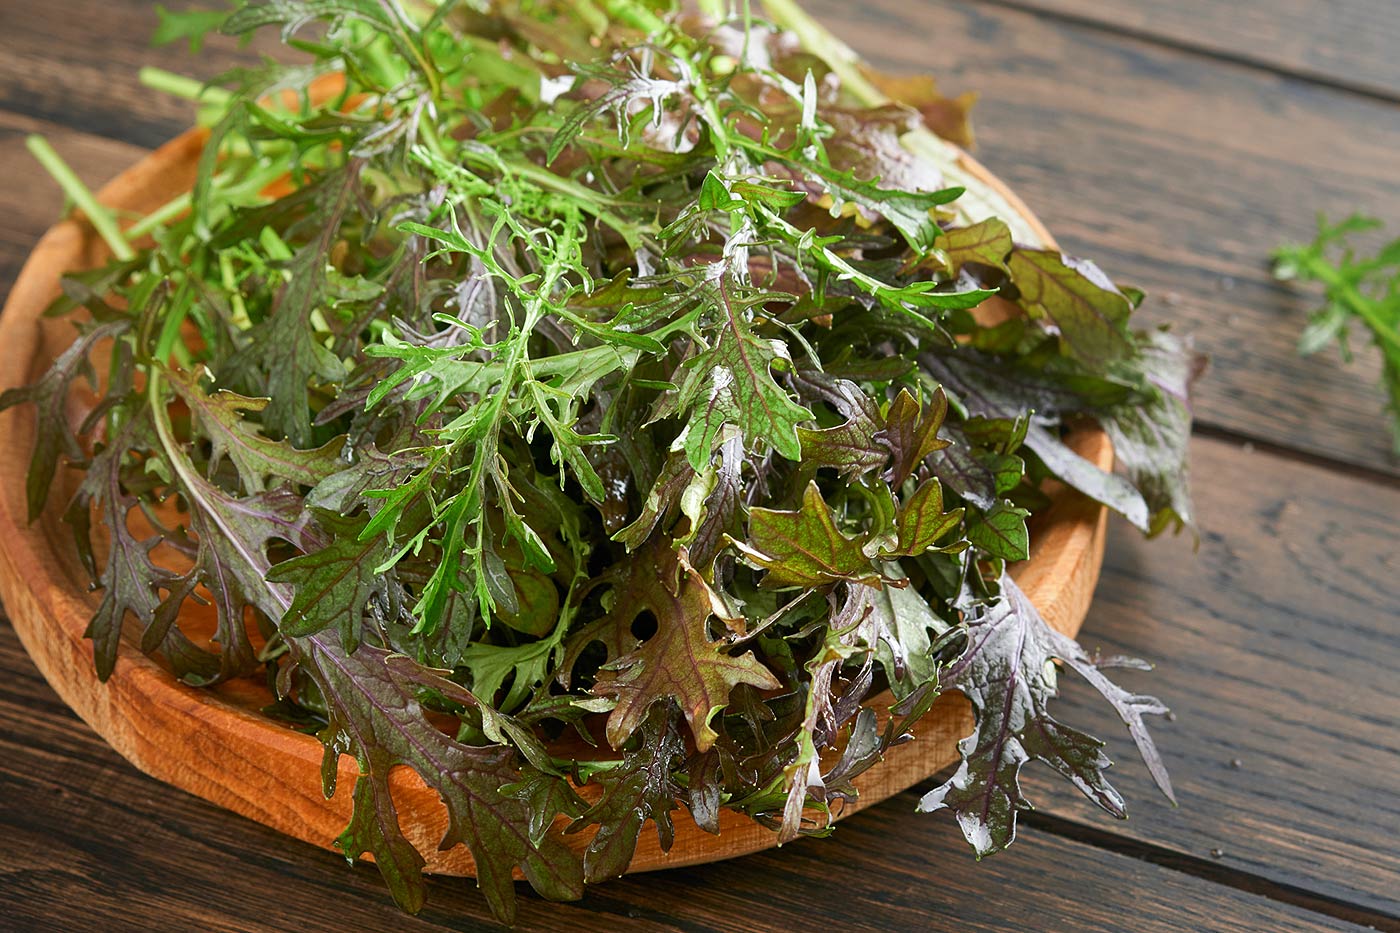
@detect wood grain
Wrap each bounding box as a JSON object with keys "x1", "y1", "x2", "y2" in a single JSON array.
[
  {"x1": 988, "y1": 0, "x2": 1400, "y2": 101},
  {"x1": 1, "y1": 0, "x2": 1397, "y2": 929},
  {"x1": 6, "y1": 0, "x2": 1400, "y2": 475},
  {"x1": 0, "y1": 97, "x2": 1109, "y2": 878},
  {"x1": 1020, "y1": 437, "x2": 1400, "y2": 920},
  {"x1": 0, "y1": 620, "x2": 1370, "y2": 933},
  {"x1": 804, "y1": 0, "x2": 1400, "y2": 477}
]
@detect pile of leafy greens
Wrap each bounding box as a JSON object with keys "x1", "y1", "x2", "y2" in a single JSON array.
[{"x1": 5, "y1": 0, "x2": 1196, "y2": 922}]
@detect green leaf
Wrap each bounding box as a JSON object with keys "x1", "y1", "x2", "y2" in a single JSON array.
[
  {"x1": 1007, "y1": 249, "x2": 1134, "y2": 366},
  {"x1": 965, "y1": 500, "x2": 1030, "y2": 562},
  {"x1": 1274, "y1": 213, "x2": 1400, "y2": 454},
  {"x1": 733, "y1": 482, "x2": 881, "y2": 588},
  {"x1": 939, "y1": 218, "x2": 1013, "y2": 272},
  {"x1": 675, "y1": 275, "x2": 812, "y2": 469},
  {"x1": 266, "y1": 509, "x2": 392, "y2": 648},
  {"x1": 152, "y1": 5, "x2": 234, "y2": 52},
  {"x1": 881, "y1": 479, "x2": 965, "y2": 557}
]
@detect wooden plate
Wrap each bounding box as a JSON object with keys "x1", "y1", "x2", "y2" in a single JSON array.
[{"x1": 0, "y1": 128, "x2": 1111, "y2": 877}]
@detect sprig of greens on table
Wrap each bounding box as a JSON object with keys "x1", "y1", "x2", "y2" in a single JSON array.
[
  {"x1": 1274, "y1": 215, "x2": 1400, "y2": 453},
  {"x1": 5, "y1": 0, "x2": 1197, "y2": 922}
]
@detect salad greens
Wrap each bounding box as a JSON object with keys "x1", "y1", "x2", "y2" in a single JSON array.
[
  {"x1": 5, "y1": 0, "x2": 1196, "y2": 922},
  {"x1": 1274, "y1": 215, "x2": 1400, "y2": 454}
]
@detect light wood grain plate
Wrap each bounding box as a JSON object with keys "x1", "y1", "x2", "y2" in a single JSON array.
[{"x1": 0, "y1": 128, "x2": 1110, "y2": 877}]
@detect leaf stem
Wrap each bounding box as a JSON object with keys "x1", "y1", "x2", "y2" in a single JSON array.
[
  {"x1": 139, "y1": 66, "x2": 234, "y2": 106},
  {"x1": 26, "y1": 136, "x2": 135, "y2": 261}
]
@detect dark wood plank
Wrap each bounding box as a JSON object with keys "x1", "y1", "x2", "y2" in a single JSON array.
[
  {"x1": 0, "y1": 622, "x2": 1369, "y2": 933},
  {"x1": 1010, "y1": 436, "x2": 1400, "y2": 920},
  {"x1": 989, "y1": 0, "x2": 1400, "y2": 101},
  {"x1": 0, "y1": 1, "x2": 275, "y2": 150},
  {"x1": 805, "y1": 0, "x2": 1400, "y2": 476}
]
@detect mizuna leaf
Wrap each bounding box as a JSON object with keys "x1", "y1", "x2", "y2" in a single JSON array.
[
  {"x1": 221, "y1": 164, "x2": 362, "y2": 446},
  {"x1": 152, "y1": 4, "x2": 233, "y2": 52},
  {"x1": 675, "y1": 273, "x2": 813, "y2": 469},
  {"x1": 780, "y1": 151, "x2": 963, "y2": 254},
  {"x1": 265, "y1": 509, "x2": 392, "y2": 648},
  {"x1": 918, "y1": 575, "x2": 1171, "y2": 855},
  {"x1": 589, "y1": 543, "x2": 781, "y2": 751},
  {"x1": 733, "y1": 482, "x2": 881, "y2": 589},
  {"x1": 836, "y1": 574, "x2": 952, "y2": 697},
  {"x1": 166, "y1": 367, "x2": 345, "y2": 494},
  {"x1": 1007, "y1": 249, "x2": 1135, "y2": 366},
  {"x1": 567, "y1": 705, "x2": 685, "y2": 881}
]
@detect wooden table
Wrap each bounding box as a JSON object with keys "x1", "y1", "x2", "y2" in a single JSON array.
[{"x1": 1, "y1": 2, "x2": 1397, "y2": 930}]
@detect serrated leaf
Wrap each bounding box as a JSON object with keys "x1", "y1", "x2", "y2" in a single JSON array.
[
  {"x1": 879, "y1": 386, "x2": 950, "y2": 489},
  {"x1": 1007, "y1": 249, "x2": 1134, "y2": 366},
  {"x1": 881, "y1": 478, "x2": 965, "y2": 557},
  {"x1": 734, "y1": 482, "x2": 881, "y2": 589},
  {"x1": 918, "y1": 576, "x2": 1172, "y2": 855},
  {"x1": 297, "y1": 637, "x2": 585, "y2": 923},
  {"x1": 0, "y1": 321, "x2": 126, "y2": 521},
  {"x1": 939, "y1": 218, "x2": 1013, "y2": 272},
  {"x1": 589, "y1": 542, "x2": 781, "y2": 751},
  {"x1": 265, "y1": 509, "x2": 391, "y2": 648},
  {"x1": 675, "y1": 274, "x2": 812, "y2": 469},
  {"x1": 167, "y1": 367, "x2": 345, "y2": 494},
  {"x1": 566, "y1": 705, "x2": 684, "y2": 881},
  {"x1": 966, "y1": 500, "x2": 1030, "y2": 561}
]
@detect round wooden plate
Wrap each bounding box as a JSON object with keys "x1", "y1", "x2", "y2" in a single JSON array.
[{"x1": 0, "y1": 129, "x2": 1111, "y2": 877}]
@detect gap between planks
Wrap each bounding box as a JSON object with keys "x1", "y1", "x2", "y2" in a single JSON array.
[
  {"x1": 968, "y1": 0, "x2": 1400, "y2": 107},
  {"x1": 1020, "y1": 810, "x2": 1400, "y2": 933}
]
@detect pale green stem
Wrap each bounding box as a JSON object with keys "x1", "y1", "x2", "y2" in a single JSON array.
[
  {"x1": 760, "y1": 0, "x2": 1044, "y2": 245},
  {"x1": 139, "y1": 66, "x2": 234, "y2": 106},
  {"x1": 27, "y1": 136, "x2": 135, "y2": 261}
]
